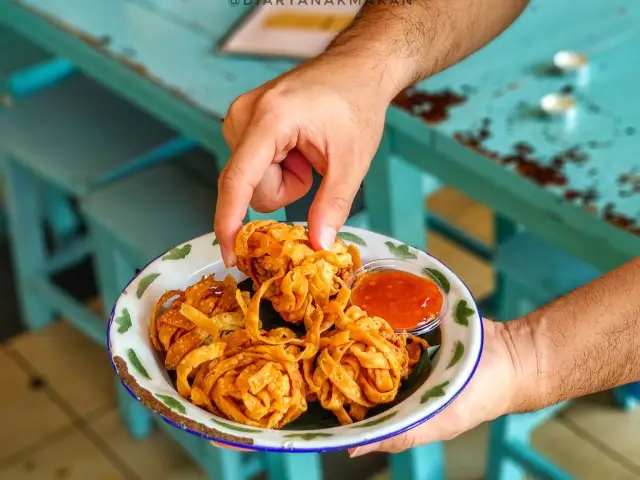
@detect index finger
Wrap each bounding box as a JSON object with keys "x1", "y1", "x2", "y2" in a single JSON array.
[{"x1": 214, "y1": 118, "x2": 278, "y2": 266}]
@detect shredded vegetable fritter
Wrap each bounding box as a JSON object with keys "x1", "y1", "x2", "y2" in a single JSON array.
[{"x1": 149, "y1": 221, "x2": 428, "y2": 429}]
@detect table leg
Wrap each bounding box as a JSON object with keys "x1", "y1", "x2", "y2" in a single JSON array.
[
  {"x1": 390, "y1": 443, "x2": 445, "y2": 480},
  {"x1": 200, "y1": 448, "x2": 246, "y2": 480},
  {"x1": 264, "y1": 452, "x2": 322, "y2": 480},
  {"x1": 115, "y1": 376, "x2": 153, "y2": 440},
  {"x1": 89, "y1": 220, "x2": 154, "y2": 439},
  {"x1": 614, "y1": 383, "x2": 640, "y2": 410},
  {"x1": 4, "y1": 158, "x2": 53, "y2": 330}
]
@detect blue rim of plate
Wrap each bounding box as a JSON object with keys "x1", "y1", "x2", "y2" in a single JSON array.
[{"x1": 106, "y1": 231, "x2": 484, "y2": 453}]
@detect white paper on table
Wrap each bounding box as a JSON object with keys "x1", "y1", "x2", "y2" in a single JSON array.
[{"x1": 219, "y1": 3, "x2": 362, "y2": 60}]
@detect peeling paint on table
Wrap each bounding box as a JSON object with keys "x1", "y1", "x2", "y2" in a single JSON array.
[
  {"x1": 7, "y1": 0, "x2": 295, "y2": 118},
  {"x1": 390, "y1": 0, "x2": 640, "y2": 239},
  {"x1": 1, "y1": 0, "x2": 638, "y2": 262}
]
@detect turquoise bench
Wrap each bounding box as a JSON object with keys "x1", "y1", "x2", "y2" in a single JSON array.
[
  {"x1": 0, "y1": 72, "x2": 201, "y2": 461},
  {"x1": 0, "y1": 28, "x2": 76, "y2": 243},
  {"x1": 81, "y1": 160, "x2": 323, "y2": 480},
  {"x1": 0, "y1": 73, "x2": 196, "y2": 335}
]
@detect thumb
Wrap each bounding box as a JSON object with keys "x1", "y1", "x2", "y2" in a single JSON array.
[{"x1": 307, "y1": 166, "x2": 363, "y2": 251}]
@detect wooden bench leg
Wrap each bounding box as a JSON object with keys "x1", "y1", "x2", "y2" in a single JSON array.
[
  {"x1": 155, "y1": 414, "x2": 255, "y2": 479},
  {"x1": 116, "y1": 376, "x2": 153, "y2": 439},
  {"x1": 490, "y1": 231, "x2": 577, "y2": 480},
  {"x1": 90, "y1": 220, "x2": 154, "y2": 439},
  {"x1": 4, "y1": 159, "x2": 53, "y2": 330},
  {"x1": 614, "y1": 383, "x2": 640, "y2": 410},
  {"x1": 489, "y1": 261, "x2": 539, "y2": 480},
  {"x1": 489, "y1": 228, "x2": 534, "y2": 480},
  {"x1": 487, "y1": 412, "x2": 575, "y2": 480},
  {"x1": 44, "y1": 185, "x2": 80, "y2": 249},
  {"x1": 109, "y1": 245, "x2": 154, "y2": 440},
  {"x1": 486, "y1": 416, "x2": 527, "y2": 480},
  {"x1": 201, "y1": 449, "x2": 247, "y2": 480},
  {"x1": 390, "y1": 443, "x2": 445, "y2": 480},
  {"x1": 264, "y1": 452, "x2": 322, "y2": 480}
]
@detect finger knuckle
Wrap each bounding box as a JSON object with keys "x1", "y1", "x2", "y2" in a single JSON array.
[
  {"x1": 255, "y1": 88, "x2": 288, "y2": 117},
  {"x1": 218, "y1": 163, "x2": 246, "y2": 192},
  {"x1": 227, "y1": 95, "x2": 247, "y2": 118},
  {"x1": 327, "y1": 195, "x2": 351, "y2": 215}
]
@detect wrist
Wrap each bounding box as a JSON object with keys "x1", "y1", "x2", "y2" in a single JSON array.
[
  {"x1": 313, "y1": 49, "x2": 408, "y2": 107},
  {"x1": 319, "y1": 21, "x2": 424, "y2": 104},
  {"x1": 500, "y1": 317, "x2": 548, "y2": 414}
]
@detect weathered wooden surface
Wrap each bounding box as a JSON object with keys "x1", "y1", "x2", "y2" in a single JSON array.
[{"x1": 1, "y1": 0, "x2": 638, "y2": 253}]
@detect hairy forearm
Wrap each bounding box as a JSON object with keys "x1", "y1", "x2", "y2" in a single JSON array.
[
  {"x1": 320, "y1": 0, "x2": 529, "y2": 101},
  {"x1": 506, "y1": 258, "x2": 640, "y2": 413}
]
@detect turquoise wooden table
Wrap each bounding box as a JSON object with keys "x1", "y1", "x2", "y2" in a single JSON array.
[
  {"x1": 2, "y1": 0, "x2": 637, "y2": 270},
  {"x1": 0, "y1": 0, "x2": 292, "y2": 161},
  {"x1": 1, "y1": 1, "x2": 638, "y2": 479},
  {"x1": 375, "y1": 0, "x2": 640, "y2": 271}
]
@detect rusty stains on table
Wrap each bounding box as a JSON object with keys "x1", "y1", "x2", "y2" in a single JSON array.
[
  {"x1": 18, "y1": 0, "x2": 113, "y2": 51},
  {"x1": 18, "y1": 1, "x2": 225, "y2": 122},
  {"x1": 23, "y1": 0, "x2": 157, "y2": 87},
  {"x1": 116, "y1": 55, "x2": 150, "y2": 77},
  {"x1": 618, "y1": 171, "x2": 640, "y2": 198},
  {"x1": 564, "y1": 187, "x2": 598, "y2": 206},
  {"x1": 77, "y1": 32, "x2": 111, "y2": 49},
  {"x1": 393, "y1": 88, "x2": 467, "y2": 125},
  {"x1": 603, "y1": 204, "x2": 640, "y2": 235},
  {"x1": 454, "y1": 120, "x2": 588, "y2": 188},
  {"x1": 166, "y1": 86, "x2": 189, "y2": 102},
  {"x1": 454, "y1": 119, "x2": 639, "y2": 236}
]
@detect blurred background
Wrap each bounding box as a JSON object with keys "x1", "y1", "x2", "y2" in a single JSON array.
[{"x1": 0, "y1": 0, "x2": 639, "y2": 479}]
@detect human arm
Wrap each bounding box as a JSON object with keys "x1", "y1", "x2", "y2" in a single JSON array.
[
  {"x1": 325, "y1": 0, "x2": 531, "y2": 102},
  {"x1": 509, "y1": 256, "x2": 640, "y2": 413},
  {"x1": 214, "y1": 0, "x2": 530, "y2": 266},
  {"x1": 352, "y1": 257, "x2": 640, "y2": 455}
]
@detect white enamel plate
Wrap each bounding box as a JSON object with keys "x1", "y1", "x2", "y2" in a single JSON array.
[{"x1": 107, "y1": 226, "x2": 483, "y2": 452}]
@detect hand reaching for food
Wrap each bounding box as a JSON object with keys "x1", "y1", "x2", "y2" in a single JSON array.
[{"x1": 213, "y1": 57, "x2": 388, "y2": 267}]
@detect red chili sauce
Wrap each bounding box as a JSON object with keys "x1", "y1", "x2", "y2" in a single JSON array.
[{"x1": 350, "y1": 270, "x2": 444, "y2": 331}]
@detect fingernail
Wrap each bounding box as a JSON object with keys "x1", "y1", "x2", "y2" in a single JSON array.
[
  {"x1": 319, "y1": 227, "x2": 336, "y2": 251},
  {"x1": 223, "y1": 252, "x2": 237, "y2": 268}
]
